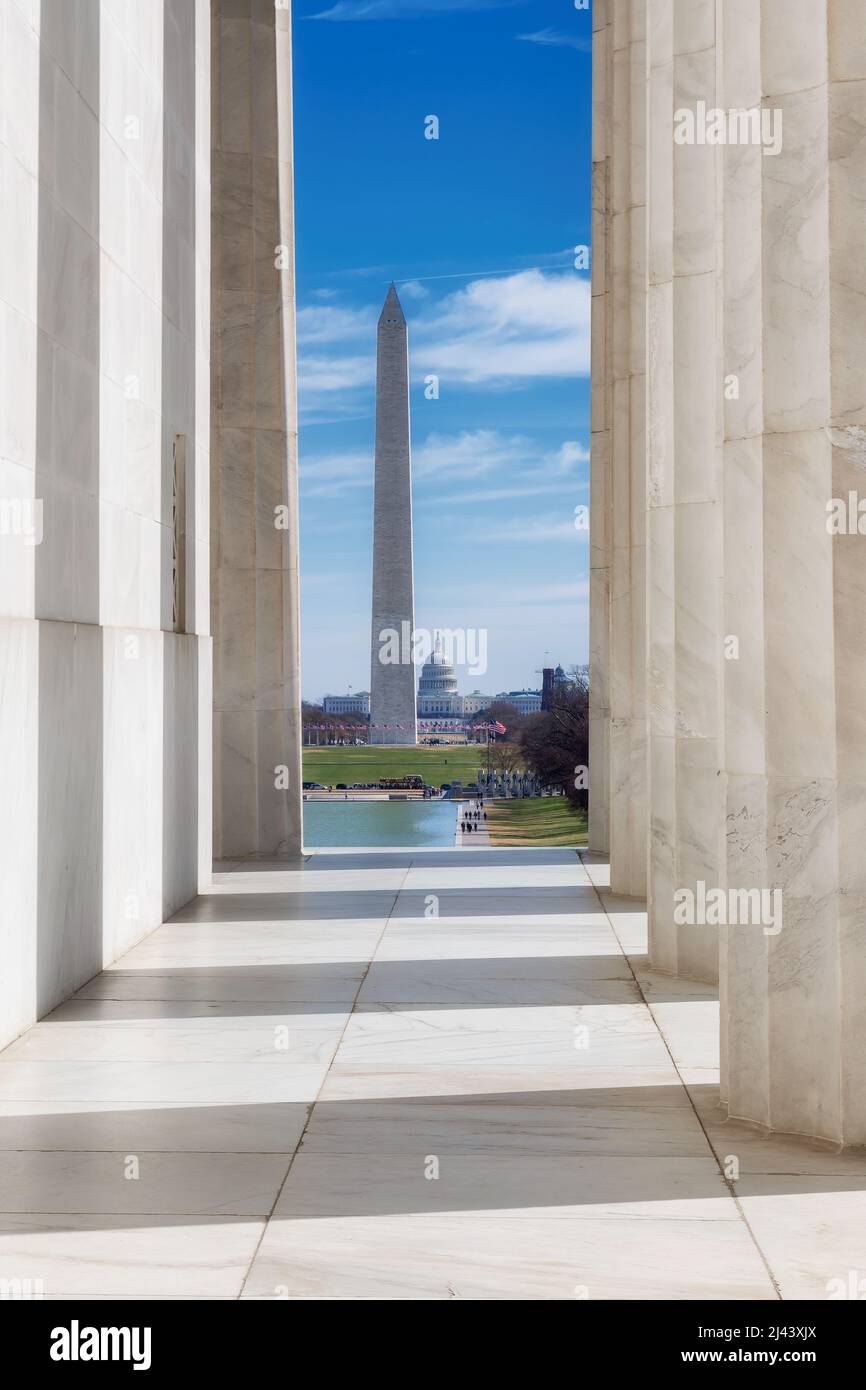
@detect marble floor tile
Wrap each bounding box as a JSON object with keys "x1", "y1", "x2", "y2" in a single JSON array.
[
  {"x1": 0, "y1": 1059, "x2": 330, "y2": 1105},
  {"x1": 77, "y1": 965, "x2": 366, "y2": 1003},
  {"x1": 0, "y1": 1151, "x2": 289, "y2": 1216},
  {"x1": 356, "y1": 959, "x2": 638, "y2": 1007},
  {"x1": 374, "y1": 921, "x2": 619, "y2": 961},
  {"x1": 0, "y1": 1214, "x2": 265, "y2": 1298},
  {"x1": 643, "y1": 998, "x2": 720, "y2": 1072},
  {"x1": 298, "y1": 1086, "x2": 709, "y2": 1157},
  {"x1": 4, "y1": 1023, "x2": 345, "y2": 1067},
  {"x1": 399, "y1": 863, "x2": 591, "y2": 892},
  {"x1": 0, "y1": 848, "x2": 858, "y2": 1299},
  {"x1": 736, "y1": 1179, "x2": 866, "y2": 1300},
  {"x1": 240, "y1": 1154, "x2": 775, "y2": 1301},
  {"x1": 169, "y1": 892, "x2": 398, "y2": 924},
  {"x1": 390, "y1": 887, "x2": 601, "y2": 923},
  {"x1": 0, "y1": 1100, "x2": 309, "y2": 1153},
  {"x1": 40, "y1": 999, "x2": 351, "y2": 1027},
  {"x1": 241, "y1": 1219, "x2": 776, "y2": 1300},
  {"x1": 209, "y1": 868, "x2": 410, "y2": 894},
  {"x1": 264, "y1": 1152, "x2": 741, "y2": 1220},
  {"x1": 113, "y1": 924, "x2": 386, "y2": 969},
  {"x1": 317, "y1": 1062, "x2": 684, "y2": 1100},
  {"x1": 335, "y1": 1004, "x2": 673, "y2": 1068}
]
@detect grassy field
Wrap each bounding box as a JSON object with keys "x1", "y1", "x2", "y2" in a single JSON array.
[
  {"x1": 303, "y1": 744, "x2": 515, "y2": 787},
  {"x1": 486, "y1": 797, "x2": 588, "y2": 847}
]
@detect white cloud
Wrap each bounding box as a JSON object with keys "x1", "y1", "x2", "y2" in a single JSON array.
[
  {"x1": 419, "y1": 480, "x2": 573, "y2": 506},
  {"x1": 296, "y1": 268, "x2": 590, "y2": 415},
  {"x1": 310, "y1": 0, "x2": 515, "y2": 19},
  {"x1": 413, "y1": 429, "x2": 531, "y2": 480},
  {"x1": 297, "y1": 303, "x2": 372, "y2": 345},
  {"x1": 474, "y1": 515, "x2": 581, "y2": 544},
  {"x1": 300, "y1": 429, "x2": 588, "y2": 504},
  {"x1": 299, "y1": 448, "x2": 371, "y2": 498},
  {"x1": 298, "y1": 353, "x2": 373, "y2": 397},
  {"x1": 413, "y1": 269, "x2": 590, "y2": 384},
  {"x1": 517, "y1": 29, "x2": 592, "y2": 53},
  {"x1": 397, "y1": 279, "x2": 430, "y2": 301},
  {"x1": 411, "y1": 429, "x2": 588, "y2": 495},
  {"x1": 551, "y1": 440, "x2": 589, "y2": 470}
]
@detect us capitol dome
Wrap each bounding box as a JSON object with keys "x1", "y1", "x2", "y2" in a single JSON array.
[{"x1": 417, "y1": 641, "x2": 463, "y2": 717}]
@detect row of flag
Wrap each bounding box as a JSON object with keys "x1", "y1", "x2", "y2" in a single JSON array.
[{"x1": 303, "y1": 719, "x2": 507, "y2": 735}]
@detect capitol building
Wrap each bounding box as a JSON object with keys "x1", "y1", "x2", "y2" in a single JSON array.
[
  {"x1": 416, "y1": 645, "x2": 542, "y2": 720},
  {"x1": 322, "y1": 642, "x2": 566, "y2": 722},
  {"x1": 416, "y1": 645, "x2": 463, "y2": 718}
]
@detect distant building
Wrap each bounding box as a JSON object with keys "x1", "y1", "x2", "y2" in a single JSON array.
[
  {"x1": 496, "y1": 690, "x2": 543, "y2": 716},
  {"x1": 413, "y1": 641, "x2": 556, "y2": 721},
  {"x1": 541, "y1": 664, "x2": 572, "y2": 711},
  {"x1": 462, "y1": 691, "x2": 494, "y2": 716},
  {"x1": 323, "y1": 691, "x2": 370, "y2": 717},
  {"x1": 417, "y1": 646, "x2": 463, "y2": 718}
]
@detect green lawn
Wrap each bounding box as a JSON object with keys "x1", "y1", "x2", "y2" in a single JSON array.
[
  {"x1": 303, "y1": 744, "x2": 514, "y2": 787},
  {"x1": 486, "y1": 797, "x2": 588, "y2": 847}
]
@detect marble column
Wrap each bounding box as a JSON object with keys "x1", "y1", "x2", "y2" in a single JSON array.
[
  {"x1": 592, "y1": 0, "x2": 866, "y2": 1142},
  {"x1": 211, "y1": 0, "x2": 303, "y2": 859},
  {"x1": 589, "y1": 0, "x2": 648, "y2": 896},
  {"x1": 0, "y1": 0, "x2": 212, "y2": 1047},
  {"x1": 645, "y1": 0, "x2": 724, "y2": 982},
  {"x1": 719, "y1": 0, "x2": 866, "y2": 1143},
  {"x1": 588, "y1": 0, "x2": 611, "y2": 857}
]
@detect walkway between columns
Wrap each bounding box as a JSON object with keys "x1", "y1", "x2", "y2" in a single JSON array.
[{"x1": 0, "y1": 849, "x2": 863, "y2": 1299}]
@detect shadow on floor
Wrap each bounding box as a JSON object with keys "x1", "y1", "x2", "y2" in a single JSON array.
[{"x1": 1, "y1": 1084, "x2": 865, "y2": 1235}]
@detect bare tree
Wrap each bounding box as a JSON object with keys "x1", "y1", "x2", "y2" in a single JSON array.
[{"x1": 519, "y1": 674, "x2": 589, "y2": 808}]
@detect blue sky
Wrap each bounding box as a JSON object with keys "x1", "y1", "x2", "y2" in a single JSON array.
[{"x1": 293, "y1": 0, "x2": 591, "y2": 701}]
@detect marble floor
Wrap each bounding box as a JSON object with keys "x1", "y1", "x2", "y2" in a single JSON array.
[{"x1": 0, "y1": 847, "x2": 863, "y2": 1300}]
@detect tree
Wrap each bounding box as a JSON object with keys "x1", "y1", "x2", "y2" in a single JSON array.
[
  {"x1": 518, "y1": 672, "x2": 589, "y2": 808},
  {"x1": 471, "y1": 700, "x2": 529, "y2": 738},
  {"x1": 301, "y1": 703, "x2": 367, "y2": 744},
  {"x1": 488, "y1": 739, "x2": 523, "y2": 776}
]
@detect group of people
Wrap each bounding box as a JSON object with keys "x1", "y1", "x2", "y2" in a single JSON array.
[{"x1": 460, "y1": 802, "x2": 486, "y2": 835}]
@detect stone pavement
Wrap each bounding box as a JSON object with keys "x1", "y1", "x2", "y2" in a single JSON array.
[{"x1": 0, "y1": 848, "x2": 863, "y2": 1299}]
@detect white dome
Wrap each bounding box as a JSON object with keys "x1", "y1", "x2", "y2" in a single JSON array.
[{"x1": 418, "y1": 643, "x2": 458, "y2": 696}]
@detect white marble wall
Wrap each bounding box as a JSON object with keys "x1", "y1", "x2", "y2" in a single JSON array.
[
  {"x1": 211, "y1": 0, "x2": 303, "y2": 859},
  {"x1": 592, "y1": 0, "x2": 866, "y2": 1141},
  {"x1": 0, "y1": 0, "x2": 211, "y2": 1048}
]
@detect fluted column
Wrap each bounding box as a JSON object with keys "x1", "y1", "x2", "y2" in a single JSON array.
[
  {"x1": 830, "y1": 0, "x2": 866, "y2": 1145},
  {"x1": 646, "y1": 0, "x2": 724, "y2": 981},
  {"x1": 588, "y1": 0, "x2": 611, "y2": 857},
  {"x1": 589, "y1": 0, "x2": 647, "y2": 896},
  {"x1": 593, "y1": 0, "x2": 866, "y2": 1142},
  {"x1": 717, "y1": 0, "x2": 768, "y2": 1117},
  {"x1": 211, "y1": 0, "x2": 302, "y2": 859},
  {"x1": 719, "y1": 0, "x2": 866, "y2": 1143}
]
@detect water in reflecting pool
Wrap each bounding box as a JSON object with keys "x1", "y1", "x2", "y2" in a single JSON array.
[{"x1": 303, "y1": 800, "x2": 458, "y2": 848}]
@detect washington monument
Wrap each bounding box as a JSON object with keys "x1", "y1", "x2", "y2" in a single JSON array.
[{"x1": 370, "y1": 284, "x2": 418, "y2": 745}]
